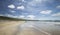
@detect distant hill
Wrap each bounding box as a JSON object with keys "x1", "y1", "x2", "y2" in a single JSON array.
[
  {"x1": 0, "y1": 16, "x2": 26, "y2": 21},
  {"x1": 0, "y1": 16, "x2": 60, "y2": 22}
]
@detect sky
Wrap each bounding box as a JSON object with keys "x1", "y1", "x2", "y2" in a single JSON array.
[{"x1": 0, "y1": 0, "x2": 60, "y2": 20}]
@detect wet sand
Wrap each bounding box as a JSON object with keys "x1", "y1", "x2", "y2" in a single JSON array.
[{"x1": 0, "y1": 21, "x2": 60, "y2": 35}]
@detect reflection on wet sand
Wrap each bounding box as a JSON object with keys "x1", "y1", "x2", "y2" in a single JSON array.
[{"x1": 0, "y1": 21, "x2": 60, "y2": 35}]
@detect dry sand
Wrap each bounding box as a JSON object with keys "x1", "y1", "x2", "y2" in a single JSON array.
[{"x1": 0, "y1": 20, "x2": 25, "y2": 35}]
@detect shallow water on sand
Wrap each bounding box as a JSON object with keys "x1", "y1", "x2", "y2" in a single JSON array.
[
  {"x1": 19, "y1": 21, "x2": 60, "y2": 35},
  {"x1": 0, "y1": 21, "x2": 60, "y2": 35}
]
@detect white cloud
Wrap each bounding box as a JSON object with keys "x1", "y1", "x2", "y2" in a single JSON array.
[
  {"x1": 52, "y1": 13, "x2": 60, "y2": 17},
  {"x1": 28, "y1": 0, "x2": 52, "y2": 6},
  {"x1": 0, "y1": 14, "x2": 16, "y2": 18},
  {"x1": 0, "y1": 14, "x2": 4, "y2": 16},
  {"x1": 19, "y1": 0, "x2": 25, "y2": 2},
  {"x1": 28, "y1": 0, "x2": 41, "y2": 6},
  {"x1": 8, "y1": 4, "x2": 15, "y2": 9},
  {"x1": 19, "y1": 15, "x2": 25, "y2": 18},
  {"x1": 12, "y1": 16, "x2": 18, "y2": 18},
  {"x1": 35, "y1": 0, "x2": 53, "y2": 3},
  {"x1": 22, "y1": 0, "x2": 25, "y2": 2},
  {"x1": 4, "y1": 14, "x2": 18, "y2": 18},
  {"x1": 10, "y1": 10, "x2": 16, "y2": 13},
  {"x1": 56, "y1": 5, "x2": 60, "y2": 9},
  {"x1": 7, "y1": 14, "x2": 14, "y2": 17},
  {"x1": 34, "y1": 0, "x2": 42, "y2": 3},
  {"x1": 27, "y1": 15, "x2": 35, "y2": 19},
  {"x1": 17, "y1": 5, "x2": 25, "y2": 10},
  {"x1": 40, "y1": 10, "x2": 52, "y2": 14}
]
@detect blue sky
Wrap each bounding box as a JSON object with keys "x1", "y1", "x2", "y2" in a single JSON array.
[{"x1": 0, "y1": 0, "x2": 60, "y2": 20}]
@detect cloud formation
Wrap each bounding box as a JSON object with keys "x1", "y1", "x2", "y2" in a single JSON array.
[
  {"x1": 8, "y1": 4, "x2": 15, "y2": 9},
  {"x1": 52, "y1": 13, "x2": 60, "y2": 17},
  {"x1": 17, "y1": 5, "x2": 25, "y2": 10},
  {"x1": 19, "y1": 15, "x2": 25, "y2": 18},
  {"x1": 40, "y1": 10, "x2": 52, "y2": 14},
  {"x1": 56, "y1": 5, "x2": 60, "y2": 9},
  {"x1": 10, "y1": 10, "x2": 16, "y2": 13},
  {"x1": 27, "y1": 15, "x2": 35, "y2": 19}
]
